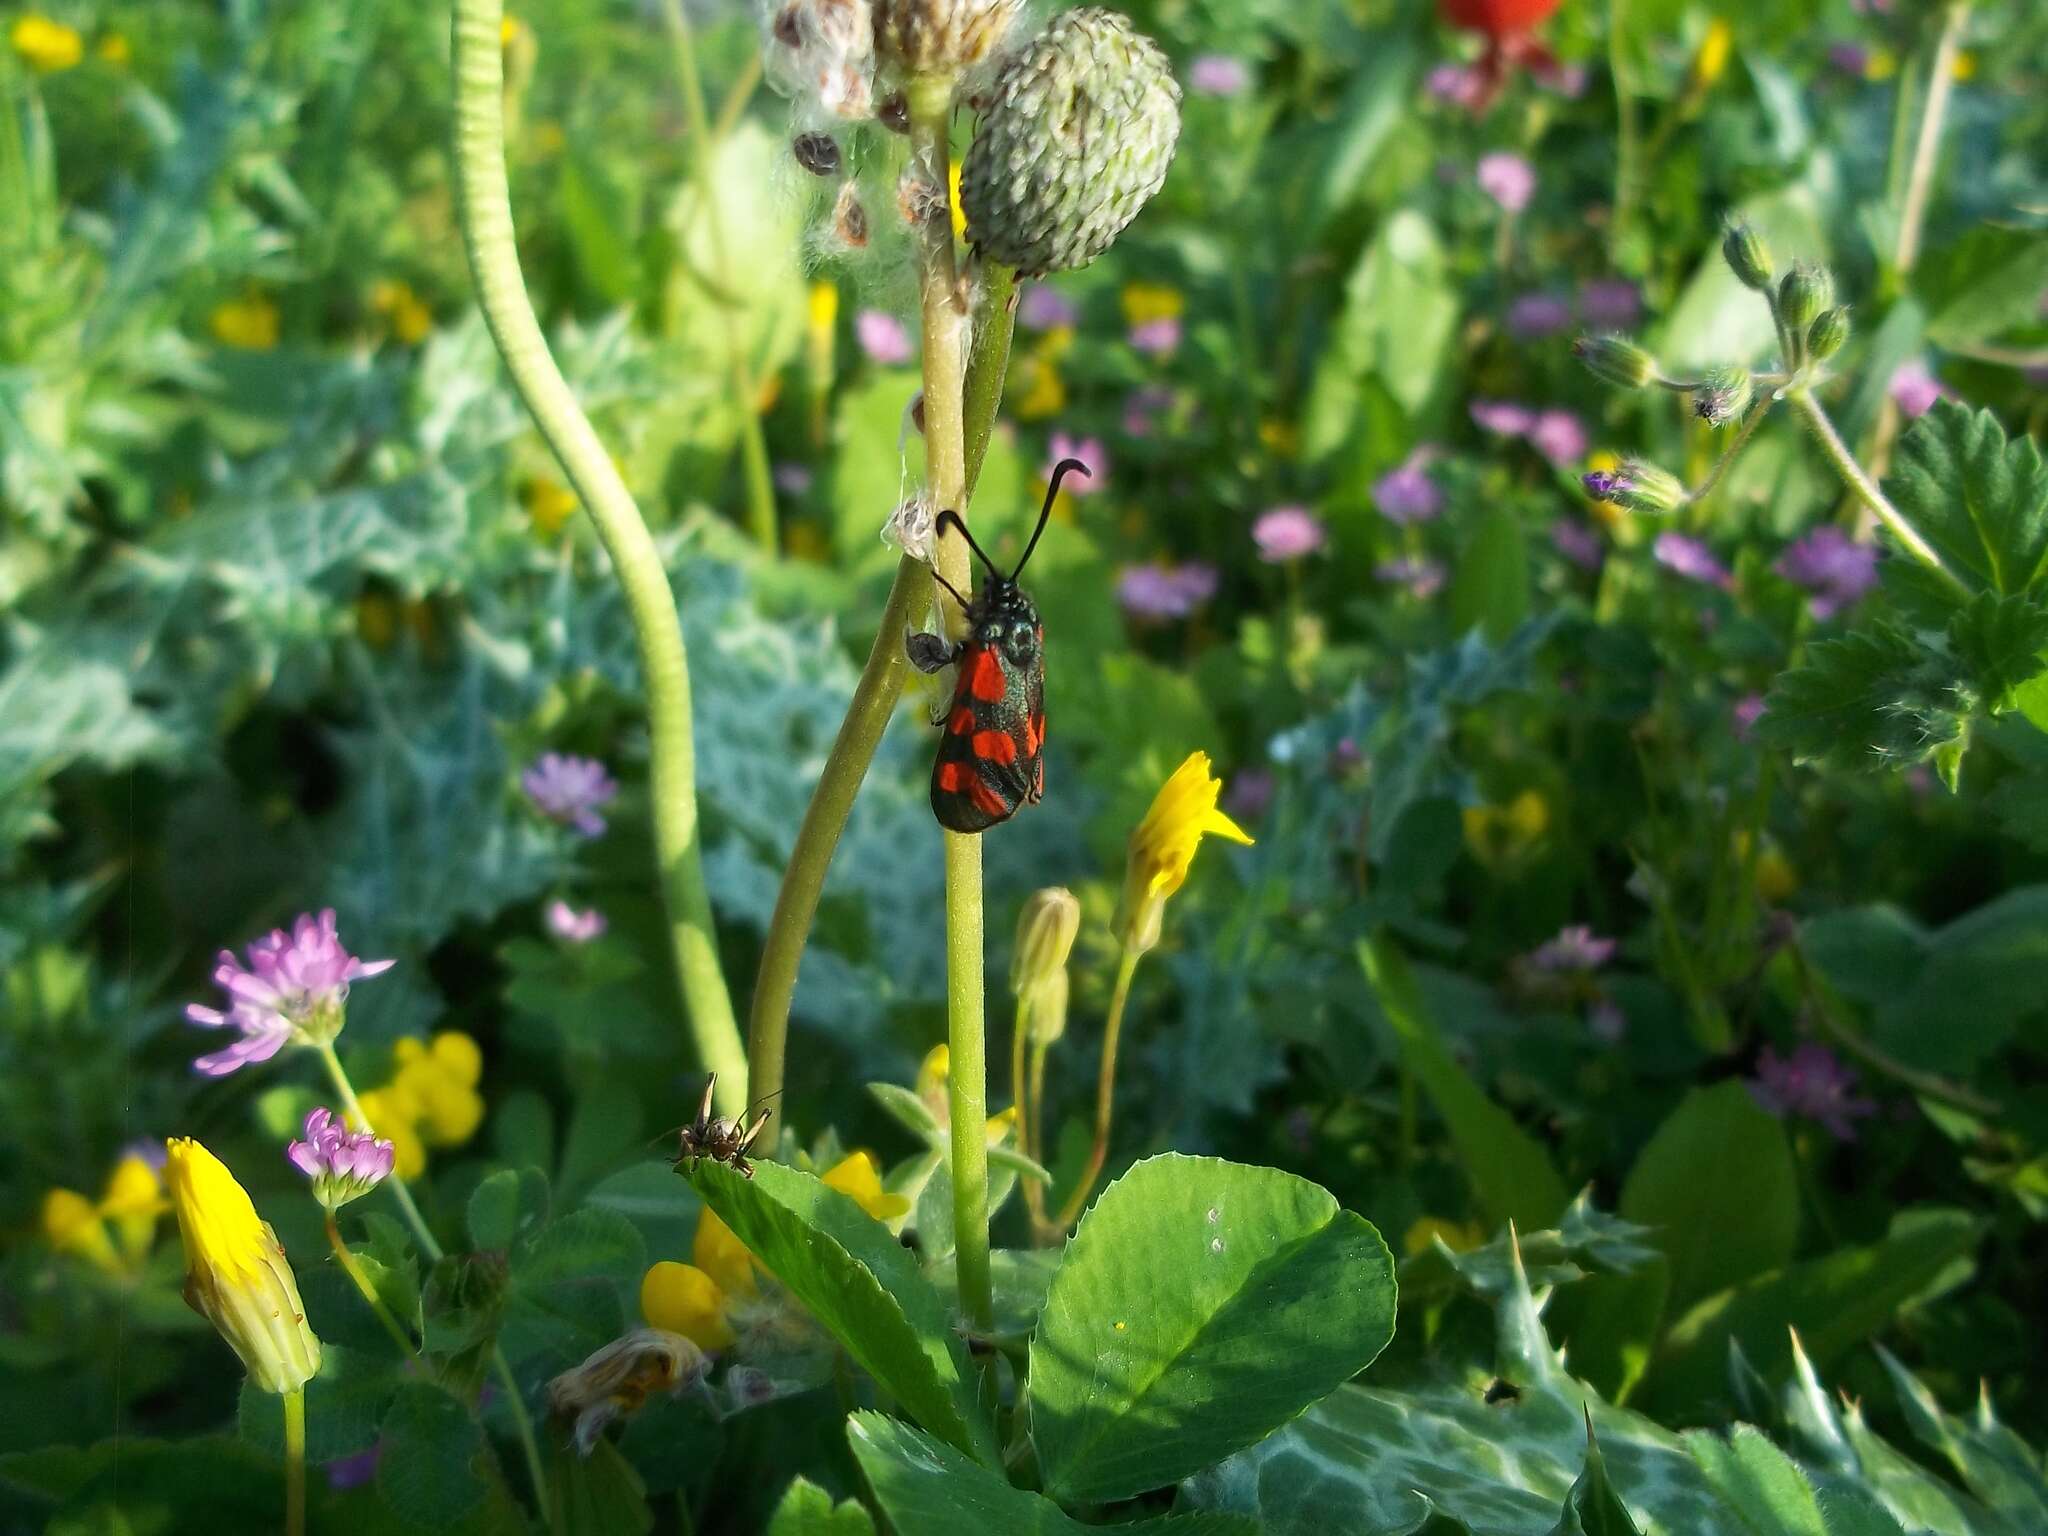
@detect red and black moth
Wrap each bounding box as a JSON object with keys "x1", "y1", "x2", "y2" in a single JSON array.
[{"x1": 907, "y1": 458, "x2": 1088, "y2": 833}]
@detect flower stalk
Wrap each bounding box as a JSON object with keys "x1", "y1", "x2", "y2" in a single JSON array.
[
  {"x1": 450, "y1": 0, "x2": 746, "y2": 1115},
  {"x1": 1043, "y1": 945, "x2": 1140, "y2": 1238},
  {"x1": 284, "y1": 1388, "x2": 306, "y2": 1536},
  {"x1": 1785, "y1": 386, "x2": 1963, "y2": 595},
  {"x1": 326, "y1": 1212, "x2": 418, "y2": 1359}
]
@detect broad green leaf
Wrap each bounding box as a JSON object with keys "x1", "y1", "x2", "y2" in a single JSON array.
[
  {"x1": 1303, "y1": 209, "x2": 1458, "y2": 450},
  {"x1": 586, "y1": 1160, "x2": 702, "y2": 1265},
  {"x1": 1813, "y1": 1485, "x2": 1909, "y2": 1536},
  {"x1": 768, "y1": 1475, "x2": 878, "y2": 1536},
  {"x1": 1686, "y1": 1425, "x2": 1825, "y2": 1536},
  {"x1": 1882, "y1": 401, "x2": 2048, "y2": 601},
  {"x1": 691, "y1": 1160, "x2": 996, "y2": 1465},
  {"x1": 1450, "y1": 504, "x2": 1530, "y2": 645},
  {"x1": 1360, "y1": 935, "x2": 1569, "y2": 1229},
  {"x1": 236, "y1": 1343, "x2": 397, "y2": 1462},
  {"x1": 1759, "y1": 625, "x2": 1968, "y2": 777},
  {"x1": 1921, "y1": 226, "x2": 2048, "y2": 349},
  {"x1": 552, "y1": 1436, "x2": 654, "y2": 1536},
  {"x1": 848, "y1": 1411, "x2": 1257, "y2": 1536},
  {"x1": 1644, "y1": 1208, "x2": 1981, "y2": 1418},
  {"x1": 1028, "y1": 1153, "x2": 1396, "y2": 1504},
  {"x1": 1660, "y1": 186, "x2": 1828, "y2": 370},
  {"x1": 1946, "y1": 591, "x2": 2048, "y2": 709},
  {"x1": 469, "y1": 1166, "x2": 551, "y2": 1253},
  {"x1": 1620, "y1": 1083, "x2": 1799, "y2": 1315},
  {"x1": 1300, "y1": 41, "x2": 1420, "y2": 238},
  {"x1": 378, "y1": 1381, "x2": 490, "y2": 1528},
  {"x1": 1881, "y1": 885, "x2": 2048, "y2": 1073},
  {"x1": 558, "y1": 1079, "x2": 647, "y2": 1200},
  {"x1": 1553, "y1": 1418, "x2": 1646, "y2": 1535}
]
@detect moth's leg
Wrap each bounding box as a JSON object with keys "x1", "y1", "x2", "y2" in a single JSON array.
[{"x1": 905, "y1": 629, "x2": 959, "y2": 674}]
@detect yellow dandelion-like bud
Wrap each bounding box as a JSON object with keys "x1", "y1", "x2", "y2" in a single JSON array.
[
  {"x1": 11, "y1": 15, "x2": 83, "y2": 73},
  {"x1": 1118, "y1": 752, "x2": 1255, "y2": 955},
  {"x1": 1010, "y1": 887, "x2": 1079, "y2": 1047},
  {"x1": 640, "y1": 1262, "x2": 735, "y2": 1351},
  {"x1": 164, "y1": 1138, "x2": 321, "y2": 1395},
  {"x1": 808, "y1": 279, "x2": 841, "y2": 335}
]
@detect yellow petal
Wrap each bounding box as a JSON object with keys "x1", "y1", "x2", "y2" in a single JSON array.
[
  {"x1": 640, "y1": 1262, "x2": 734, "y2": 1351},
  {"x1": 823, "y1": 1152, "x2": 912, "y2": 1222},
  {"x1": 691, "y1": 1207, "x2": 758, "y2": 1298},
  {"x1": 43, "y1": 1188, "x2": 120, "y2": 1271},
  {"x1": 430, "y1": 1031, "x2": 483, "y2": 1086}
]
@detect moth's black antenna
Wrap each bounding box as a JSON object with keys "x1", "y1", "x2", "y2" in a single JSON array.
[
  {"x1": 935, "y1": 508, "x2": 1001, "y2": 579},
  {"x1": 1015, "y1": 458, "x2": 1087, "y2": 579},
  {"x1": 929, "y1": 563, "x2": 973, "y2": 611}
]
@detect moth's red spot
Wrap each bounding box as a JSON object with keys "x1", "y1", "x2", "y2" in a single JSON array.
[
  {"x1": 1023, "y1": 713, "x2": 1044, "y2": 755},
  {"x1": 949, "y1": 706, "x2": 976, "y2": 735},
  {"x1": 969, "y1": 777, "x2": 1008, "y2": 817},
  {"x1": 972, "y1": 730, "x2": 1018, "y2": 764},
  {"x1": 967, "y1": 648, "x2": 1005, "y2": 702},
  {"x1": 936, "y1": 761, "x2": 970, "y2": 793}
]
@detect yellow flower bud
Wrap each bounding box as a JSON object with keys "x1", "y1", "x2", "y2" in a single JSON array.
[
  {"x1": 1011, "y1": 887, "x2": 1080, "y2": 1046},
  {"x1": 43, "y1": 1188, "x2": 121, "y2": 1273},
  {"x1": 640, "y1": 1262, "x2": 734, "y2": 1351},
  {"x1": 164, "y1": 1138, "x2": 321, "y2": 1395},
  {"x1": 916, "y1": 1044, "x2": 951, "y2": 1119},
  {"x1": 10, "y1": 15, "x2": 83, "y2": 73},
  {"x1": 822, "y1": 1152, "x2": 912, "y2": 1223},
  {"x1": 100, "y1": 1153, "x2": 167, "y2": 1263},
  {"x1": 1118, "y1": 752, "x2": 1255, "y2": 955}
]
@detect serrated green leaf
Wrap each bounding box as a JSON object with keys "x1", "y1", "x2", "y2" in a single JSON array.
[
  {"x1": 1946, "y1": 591, "x2": 2048, "y2": 709},
  {"x1": 1029, "y1": 1153, "x2": 1396, "y2": 1505},
  {"x1": 1814, "y1": 1483, "x2": 1910, "y2": 1536},
  {"x1": 1882, "y1": 401, "x2": 2048, "y2": 600},
  {"x1": 1360, "y1": 935, "x2": 1569, "y2": 1230},
  {"x1": 469, "y1": 1167, "x2": 551, "y2": 1253},
  {"x1": 1620, "y1": 1083, "x2": 1799, "y2": 1315},
  {"x1": 1686, "y1": 1425, "x2": 1825, "y2": 1536},
  {"x1": 848, "y1": 1412, "x2": 1258, "y2": 1536},
  {"x1": 1759, "y1": 625, "x2": 1968, "y2": 774},
  {"x1": 377, "y1": 1381, "x2": 490, "y2": 1528},
  {"x1": 767, "y1": 1476, "x2": 878, "y2": 1536},
  {"x1": 691, "y1": 1160, "x2": 996, "y2": 1465}
]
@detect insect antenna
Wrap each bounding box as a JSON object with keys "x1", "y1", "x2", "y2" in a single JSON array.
[
  {"x1": 934, "y1": 508, "x2": 1002, "y2": 580},
  {"x1": 929, "y1": 563, "x2": 973, "y2": 612},
  {"x1": 1012, "y1": 457, "x2": 1087, "y2": 579}
]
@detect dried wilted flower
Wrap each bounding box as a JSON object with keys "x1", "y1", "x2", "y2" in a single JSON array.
[{"x1": 547, "y1": 1329, "x2": 711, "y2": 1454}]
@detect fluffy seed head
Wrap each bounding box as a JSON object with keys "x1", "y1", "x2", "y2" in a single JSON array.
[
  {"x1": 873, "y1": 0, "x2": 1023, "y2": 78},
  {"x1": 1694, "y1": 365, "x2": 1754, "y2": 426},
  {"x1": 959, "y1": 9, "x2": 1182, "y2": 277}
]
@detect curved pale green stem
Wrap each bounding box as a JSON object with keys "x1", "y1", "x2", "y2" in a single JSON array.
[
  {"x1": 451, "y1": 0, "x2": 746, "y2": 1112},
  {"x1": 1894, "y1": 2, "x2": 1970, "y2": 277},
  {"x1": 283, "y1": 1389, "x2": 305, "y2": 1536},
  {"x1": 326, "y1": 1212, "x2": 419, "y2": 1359},
  {"x1": 659, "y1": 0, "x2": 778, "y2": 550},
  {"x1": 1045, "y1": 946, "x2": 1140, "y2": 1239},
  {"x1": 745, "y1": 165, "x2": 1017, "y2": 1122},
  {"x1": 1786, "y1": 387, "x2": 1963, "y2": 595}
]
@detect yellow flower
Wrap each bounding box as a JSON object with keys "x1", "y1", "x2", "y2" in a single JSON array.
[
  {"x1": 1950, "y1": 51, "x2": 1975, "y2": 81},
  {"x1": 164, "y1": 1138, "x2": 321, "y2": 1395},
  {"x1": 11, "y1": 15, "x2": 82, "y2": 73},
  {"x1": 822, "y1": 1152, "x2": 911, "y2": 1222},
  {"x1": 1863, "y1": 47, "x2": 1897, "y2": 82},
  {"x1": 1463, "y1": 790, "x2": 1550, "y2": 867},
  {"x1": 641, "y1": 1260, "x2": 735, "y2": 1351},
  {"x1": 96, "y1": 31, "x2": 129, "y2": 65},
  {"x1": 209, "y1": 294, "x2": 280, "y2": 351},
  {"x1": 1120, "y1": 282, "x2": 1184, "y2": 329},
  {"x1": 1012, "y1": 348, "x2": 1067, "y2": 421},
  {"x1": 354, "y1": 1087, "x2": 427, "y2": 1179},
  {"x1": 947, "y1": 160, "x2": 968, "y2": 242},
  {"x1": 100, "y1": 1153, "x2": 167, "y2": 1261},
  {"x1": 692, "y1": 1206, "x2": 759, "y2": 1297},
  {"x1": 42, "y1": 1188, "x2": 120, "y2": 1272},
  {"x1": 1403, "y1": 1215, "x2": 1487, "y2": 1257},
  {"x1": 369, "y1": 279, "x2": 432, "y2": 345},
  {"x1": 500, "y1": 14, "x2": 528, "y2": 47},
  {"x1": 523, "y1": 475, "x2": 579, "y2": 538},
  {"x1": 392, "y1": 1032, "x2": 485, "y2": 1146},
  {"x1": 916, "y1": 1044, "x2": 950, "y2": 1117},
  {"x1": 808, "y1": 280, "x2": 841, "y2": 334},
  {"x1": 1734, "y1": 830, "x2": 1799, "y2": 906},
  {"x1": 1689, "y1": 18, "x2": 1732, "y2": 91},
  {"x1": 1118, "y1": 752, "x2": 1255, "y2": 954}
]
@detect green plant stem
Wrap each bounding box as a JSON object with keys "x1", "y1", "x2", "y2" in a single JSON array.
[
  {"x1": 1047, "y1": 946, "x2": 1141, "y2": 1237},
  {"x1": 283, "y1": 1388, "x2": 305, "y2": 1536},
  {"x1": 1686, "y1": 398, "x2": 1772, "y2": 509},
  {"x1": 1894, "y1": 2, "x2": 1969, "y2": 278},
  {"x1": 451, "y1": 0, "x2": 746, "y2": 1113},
  {"x1": 746, "y1": 105, "x2": 1017, "y2": 1125},
  {"x1": 659, "y1": 0, "x2": 777, "y2": 550},
  {"x1": 906, "y1": 78, "x2": 993, "y2": 1334},
  {"x1": 326, "y1": 1212, "x2": 419, "y2": 1358},
  {"x1": 1608, "y1": 0, "x2": 1640, "y2": 258},
  {"x1": 1791, "y1": 948, "x2": 1999, "y2": 1116},
  {"x1": 1786, "y1": 388, "x2": 1961, "y2": 592},
  {"x1": 316, "y1": 1040, "x2": 552, "y2": 1524}
]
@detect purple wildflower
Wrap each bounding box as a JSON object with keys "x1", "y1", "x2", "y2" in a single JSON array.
[
  {"x1": 1117, "y1": 561, "x2": 1218, "y2": 619},
  {"x1": 855, "y1": 309, "x2": 913, "y2": 365},
  {"x1": 1526, "y1": 925, "x2": 1617, "y2": 973},
  {"x1": 1476, "y1": 152, "x2": 1537, "y2": 214},
  {"x1": 1123, "y1": 384, "x2": 1175, "y2": 438},
  {"x1": 1374, "y1": 449, "x2": 1443, "y2": 524},
  {"x1": 1188, "y1": 54, "x2": 1251, "y2": 97},
  {"x1": 1550, "y1": 518, "x2": 1603, "y2": 571},
  {"x1": 1224, "y1": 768, "x2": 1275, "y2": 822},
  {"x1": 1750, "y1": 1043, "x2": 1878, "y2": 1141},
  {"x1": 1537, "y1": 60, "x2": 1589, "y2": 97},
  {"x1": 1047, "y1": 432, "x2": 1106, "y2": 490},
  {"x1": 1827, "y1": 42, "x2": 1869, "y2": 74},
  {"x1": 523, "y1": 753, "x2": 618, "y2": 838},
  {"x1": 1376, "y1": 556, "x2": 1447, "y2": 599},
  {"x1": 326, "y1": 1442, "x2": 384, "y2": 1492},
  {"x1": 1129, "y1": 316, "x2": 1182, "y2": 355},
  {"x1": 1529, "y1": 410, "x2": 1588, "y2": 466},
  {"x1": 1777, "y1": 526, "x2": 1879, "y2": 619},
  {"x1": 1888, "y1": 360, "x2": 1947, "y2": 418},
  {"x1": 1252, "y1": 506, "x2": 1327, "y2": 563},
  {"x1": 546, "y1": 900, "x2": 608, "y2": 945},
  {"x1": 1426, "y1": 62, "x2": 1486, "y2": 110},
  {"x1": 1653, "y1": 531, "x2": 1734, "y2": 591},
  {"x1": 1017, "y1": 285, "x2": 1078, "y2": 332},
  {"x1": 185, "y1": 910, "x2": 394, "y2": 1076},
  {"x1": 1507, "y1": 292, "x2": 1573, "y2": 339},
  {"x1": 287, "y1": 1107, "x2": 395, "y2": 1211},
  {"x1": 1733, "y1": 693, "x2": 1767, "y2": 742},
  {"x1": 1471, "y1": 399, "x2": 1536, "y2": 437},
  {"x1": 1577, "y1": 278, "x2": 1642, "y2": 330}
]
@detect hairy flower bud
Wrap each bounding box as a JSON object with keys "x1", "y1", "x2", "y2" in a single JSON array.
[
  {"x1": 1694, "y1": 365, "x2": 1753, "y2": 426},
  {"x1": 1776, "y1": 263, "x2": 1833, "y2": 336},
  {"x1": 1583, "y1": 458, "x2": 1686, "y2": 516},
  {"x1": 165, "y1": 1138, "x2": 321, "y2": 1396},
  {"x1": 874, "y1": 0, "x2": 1022, "y2": 78},
  {"x1": 1573, "y1": 333, "x2": 1656, "y2": 390},
  {"x1": 959, "y1": 9, "x2": 1181, "y2": 277},
  {"x1": 1721, "y1": 219, "x2": 1773, "y2": 290},
  {"x1": 1807, "y1": 306, "x2": 1850, "y2": 364},
  {"x1": 1010, "y1": 887, "x2": 1080, "y2": 1046}
]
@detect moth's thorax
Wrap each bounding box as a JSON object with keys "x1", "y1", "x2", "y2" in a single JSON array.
[{"x1": 969, "y1": 579, "x2": 1043, "y2": 669}]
